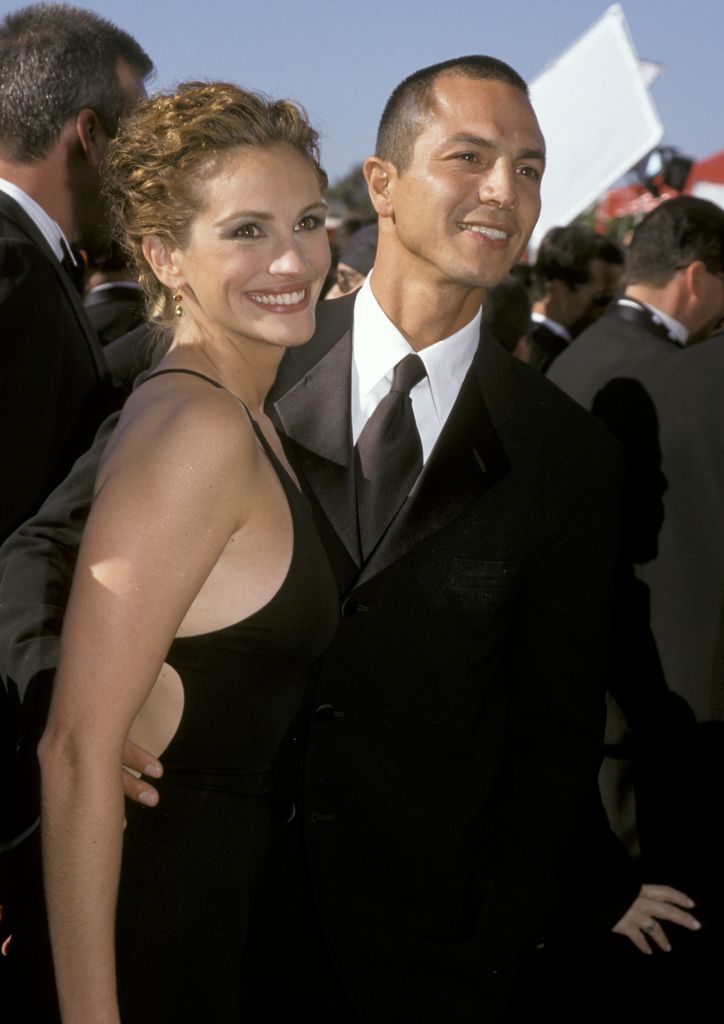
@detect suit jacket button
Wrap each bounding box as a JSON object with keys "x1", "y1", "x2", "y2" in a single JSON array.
[
  {"x1": 340, "y1": 596, "x2": 358, "y2": 617},
  {"x1": 314, "y1": 703, "x2": 335, "y2": 721}
]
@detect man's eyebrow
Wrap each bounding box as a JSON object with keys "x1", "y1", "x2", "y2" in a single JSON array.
[{"x1": 443, "y1": 134, "x2": 546, "y2": 164}]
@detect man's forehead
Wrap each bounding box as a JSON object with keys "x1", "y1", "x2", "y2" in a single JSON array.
[
  {"x1": 426, "y1": 74, "x2": 543, "y2": 145},
  {"x1": 116, "y1": 56, "x2": 148, "y2": 108}
]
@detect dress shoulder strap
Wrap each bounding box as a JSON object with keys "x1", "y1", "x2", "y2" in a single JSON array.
[{"x1": 141, "y1": 367, "x2": 224, "y2": 389}]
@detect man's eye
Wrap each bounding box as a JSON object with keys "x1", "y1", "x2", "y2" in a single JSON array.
[
  {"x1": 455, "y1": 152, "x2": 479, "y2": 163},
  {"x1": 517, "y1": 165, "x2": 541, "y2": 181}
]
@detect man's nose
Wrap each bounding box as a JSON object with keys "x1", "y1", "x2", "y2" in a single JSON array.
[{"x1": 478, "y1": 159, "x2": 517, "y2": 209}]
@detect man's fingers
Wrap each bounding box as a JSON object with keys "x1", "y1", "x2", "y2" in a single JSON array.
[
  {"x1": 642, "y1": 919, "x2": 672, "y2": 953},
  {"x1": 639, "y1": 884, "x2": 694, "y2": 908},
  {"x1": 122, "y1": 739, "x2": 163, "y2": 779},
  {"x1": 122, "y1": 765, "x2": 160, "y2": 807},
  {"x1": 612, "y1": 884, "x2": 703, "y2": 956},
  {"x1": 638, "y1": 897, "x2": 702, "y2": 931},
  {"x1": 613, "y1": 919, "x2": 652, "y2": 955}
]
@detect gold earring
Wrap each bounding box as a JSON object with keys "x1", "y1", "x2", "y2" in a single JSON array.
[{"x1": 173, "y1": 289, "x2": 184, "y2": 318}]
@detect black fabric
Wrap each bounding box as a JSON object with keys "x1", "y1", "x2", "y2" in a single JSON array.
[
  {"x1": 354, "y1": 353, "x2": 426, "y2": 559},
  {"x1": 83, "y1": 284, "x2": 145, "y2": 346},
  {"x1": 606, "y1": 299, "x2": 679, "y2": 343},
  {"x1": 112, "y1": 370, "x2": 339, "y2": 1020},
  {"x1": 59, "y1": 240, "x2": 85, "y2": 295}
]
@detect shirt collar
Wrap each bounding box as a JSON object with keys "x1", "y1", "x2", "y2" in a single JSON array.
[
  {"x1": 352, "y1": 273, "x2": 481, "y2": 419},
  {"x1": 531, "y1": 311, "x2": 572, "y2": 343},
  {"x1": 618, "y1": 297, "x2": 688, "y2": 345},
  {"x1": 0, "y1": 177, "x2": 74, "y2": 263}
]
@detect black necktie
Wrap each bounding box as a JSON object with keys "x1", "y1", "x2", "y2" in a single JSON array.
[
  {"x1": 355, "y1": 353, "x2": 427, "y2": 559},
  {"x1": 60, "y1": 240, "x2": 85, "y2": 295}
]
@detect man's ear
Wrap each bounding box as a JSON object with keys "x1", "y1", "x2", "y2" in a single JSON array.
[
  {"x1": 685, "y1": 259, "x2": 707, "y2": 298},
  {"x1": 142, "y1": 234, "x2": 183, "y2": 290},
  {"x1": 75, "y1": 108, "x2": 109, "y2": 170},
  {"x1": 364, "y1": 156, "x2": 396, "y2": 218}
]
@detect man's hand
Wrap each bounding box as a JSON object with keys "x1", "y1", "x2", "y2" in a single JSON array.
[
  {"x1": 612, "y1": 884, "x2": 701, "y2": 954},
  {"x1": 121, "y1": 739, "x2": 162, "y2": 807}
]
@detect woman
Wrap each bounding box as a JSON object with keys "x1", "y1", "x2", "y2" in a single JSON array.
[{"x1": 38, "y1": 82, "x2": 338, "y2": 1022}]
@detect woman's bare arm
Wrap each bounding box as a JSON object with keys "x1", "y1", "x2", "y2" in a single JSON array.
[{"x1": 38, "y1": 384, "x2": 258, "y2": 1022}]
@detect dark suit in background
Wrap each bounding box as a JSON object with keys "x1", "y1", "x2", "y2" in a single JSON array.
[
  {"x1": 528, "y1": 319, "x2": 568, "y2": 371},
  {"x1": 0, "y1": 192, "x2": 113, "y2": 546},
  {"x1": 0, "y1": 190, "x2": 114, "y2": 1024},
  {"x1": 548, "y1": 305, "x2": 723, "y2": 1015},
  {"x1": 83, "y1": 282, "x2": 145, "y2": 347}
]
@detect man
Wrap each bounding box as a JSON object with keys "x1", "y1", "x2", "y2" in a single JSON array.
[
  {"x1": 0, "y1": 4, "x2": 152, "y2": 1017},
  {"x1": 1, "y1": 57, "x2": 624, "y2": 1019},
  {"x1": 547, "y1": 200, "x2": 724, "y2": 1008},
  {"x1": 325, "y1": 222, "x2": 378, "y2": 298},
  {"x1": 482, "y1": 272, "x2": 532, "y2": 361},
  {"x1": 83, "y1": 241, "x2": 146, "y2": 346},
  {"x1": 529, "y1": 223, "x2": 623, "y2": 371},
  {"x1": 0, "y1": 3, "x2": 152, "y2": 544},
  {"x1": 548, "y1": 196, "x2": 724, "y2": 724}
]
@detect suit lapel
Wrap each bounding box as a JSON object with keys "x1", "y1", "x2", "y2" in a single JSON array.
[
  {"x1": 0, "y1": 192, "x2": 109, "y2": 385},
  {"x1": 274, "y1": 327, "x2": 361, "y2": 565},
  {"x1": 274, "y1": 299, "x2": 520, "y2": 585}
]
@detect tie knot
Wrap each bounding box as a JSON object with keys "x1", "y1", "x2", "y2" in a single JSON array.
[{"x1": 391, "y1": 353, "x2": 426, "y2": 395}]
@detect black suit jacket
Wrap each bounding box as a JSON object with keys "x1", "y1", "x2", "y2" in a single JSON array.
[
  {"x1": 0, "y1": 294, "x2": 622, "y2": 1019},
  {"x1": 83, "y1": 283, "x2": 145, "y2": 347},
  {"x1": 527, "y1": 319, "x2": 569, "y2": 372},
  {"x1": 550, "y1": 309, "x2": 724, "y2": 724},
  {"x1": 0, "y1": 192, "x2": 113, "y2": 544}
]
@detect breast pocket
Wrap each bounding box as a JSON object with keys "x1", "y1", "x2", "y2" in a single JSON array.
[{"x1": 446, "y1": 557, "x2": 522, "y2": 616}]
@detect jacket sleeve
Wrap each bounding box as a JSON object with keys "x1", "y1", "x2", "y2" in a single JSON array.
[{"x1": 0, "y1": 413, "x2": 120, "y2": 706}]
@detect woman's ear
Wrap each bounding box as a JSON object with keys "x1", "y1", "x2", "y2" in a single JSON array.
[{"x1": 142, "y1": 235, "x2": 183, "y2": 290}]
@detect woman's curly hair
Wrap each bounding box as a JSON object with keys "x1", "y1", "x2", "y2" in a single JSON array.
[{"x1": 103, "y1": 80, "x2": 327, "y2": 328}]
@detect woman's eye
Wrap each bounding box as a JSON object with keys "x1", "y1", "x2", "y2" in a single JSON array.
[
  {"x1": 234, "y1": 223, "x2": 262, "y2": 239},
  {"x1": 296, "y1": 214, "x2": 324, "y2": 232}
]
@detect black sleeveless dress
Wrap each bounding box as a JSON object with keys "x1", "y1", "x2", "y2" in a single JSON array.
[{"x1": 115, "y1": 370, "x2": 338, "y2": 1021}]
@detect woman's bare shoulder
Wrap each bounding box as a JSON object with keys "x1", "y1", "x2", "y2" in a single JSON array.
[{"x1": 97, "y1": 371, "x2": 260, "y2": 496}]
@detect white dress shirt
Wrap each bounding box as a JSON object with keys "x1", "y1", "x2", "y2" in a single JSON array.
[
  {"x1": 0, "y1": 177, "x2": 75, "y2": 264},
  {"x1": 531, "y1": 311, "x2": 572, "y2": 344},
  {"x1": 617, "y1": 297, "x2": 688, "y2": 345},
  {"x1": 350, "y1": 274, "x2": 481, "y2": 463}
]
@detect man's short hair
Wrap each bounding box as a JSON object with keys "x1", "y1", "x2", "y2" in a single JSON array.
[
  {"x1": 533, "y1": 224, "x2": 623, "y2": 297},
  {"x1": 376, "y1": 55, "x2": 528, "y2": 173},
  {"x1": 625, "y1": 196, "x2": 724, "y2": 287},
  {"x1": 0, "y1": 2, "x2": 153, "y2": 162}
]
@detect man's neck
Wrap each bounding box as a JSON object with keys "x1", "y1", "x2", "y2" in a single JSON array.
[
  {"x1": 532, "y1": 296, "x2": 568, "y2": 331},
  {"x1": 369, "y1": 252, "x2": 484, "y2": 351},
  {"x1": 0, "y1": 148, "x2": 72, "y2": 241},
  {"x1": 623, "y1": 283, "x2": 680, "y2": 322}
]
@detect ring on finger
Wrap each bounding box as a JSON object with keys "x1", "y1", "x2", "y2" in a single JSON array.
[{"x1": 641, "y1": 922, "x2": 657, "y2": 936}]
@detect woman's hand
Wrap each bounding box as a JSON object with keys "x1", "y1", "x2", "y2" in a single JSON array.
[{"x1": 612, "y1": 883, "x2": 701, "y2": 953}]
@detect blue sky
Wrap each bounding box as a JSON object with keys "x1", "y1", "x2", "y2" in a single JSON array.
[{"x1": 3, "y1": 0, "x2": 721, "y2": 182}]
